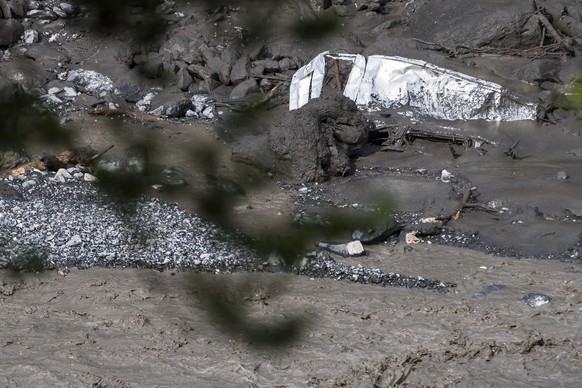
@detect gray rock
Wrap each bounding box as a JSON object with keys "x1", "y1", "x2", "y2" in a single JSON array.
[
  {"x1": 253, "y1": 59, "x2": 280, "y2": 73},
  {"x1": 187, "y1": 64, "x2": 212, "y2": 80},
  {"x1": 203, "y1": 77, "x2": 221, "y2": 92},
  {"x1": 220, "y1": 45, "x2": 239, "y2": 69},
  {"x1": 26, "y1": 9, "x2": 58, "y2": 20},
  {"x1": 9, "y1": 0, "x2": 26, "y2": 17},
  {"x1": 229, "y1": 79, "x2": 259, "y2": 100},
  {"x1": 59, "y1": 2, "x2": 79, "y2": 16},
  {"x1": 176, "y1": 67, "x2": 193, "y2": 91},
  {"x1": 206, "y1": 56, "x2": 230, "y2": 85},
  {"x1": 558, "y1": 57, "x2": 582, "y2": 84},
  {"x1": 0, "y1": 0, "x2": 10, "y2": 18},
  {"x1": 54, "y1": 168, "x2": 73, "y2": 183},
  {"x1": 250, "y1": 64, "x2": 265, "y2": 77},
  {"x1": 513, "y1": 59, "x2": 560, "y2": 83},
  {"x1": 278, "y1": 57, "x2": 297, "y2": 71},
  {"x1": 0, "y1": 19, "x2": 24, "y2": 47},
  {"x1": 230, "y1": 55, "x2": 249, "y2": 85},
  {"x1": 201, "y1": 46, "x2": 219, "y2": 63},
  {"x1": 332, "y1": 4, "x2": 356, "y2": 17},
  {"x1": 259, "y1": 78, "x2": 274, "y2": 92}
]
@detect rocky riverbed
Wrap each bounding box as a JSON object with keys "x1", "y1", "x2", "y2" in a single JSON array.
[{"x1": 1, "y1": 0, "x2": 582, "y2": 386}]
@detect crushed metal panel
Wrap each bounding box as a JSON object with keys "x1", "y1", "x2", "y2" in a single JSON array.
[
  {"x1": 289, "y1": 51, "x2": 366, "y2": 110},
  {"x1": 356, "y1": 55, "x2": 537, "y2": 121},
  {"x1": 290, "y1": 52, "x2": 538, "y2": 121}
]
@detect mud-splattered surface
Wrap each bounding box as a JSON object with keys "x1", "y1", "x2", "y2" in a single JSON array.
[{"x1": 1, "y1": 244, "x2": 580, "y2": 387}]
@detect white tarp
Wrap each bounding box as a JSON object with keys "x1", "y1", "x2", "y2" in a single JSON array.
[{"x1": 289, "y1": 52, "x2": 538, "y2": 121}]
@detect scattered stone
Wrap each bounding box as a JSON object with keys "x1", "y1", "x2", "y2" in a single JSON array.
[
  {"x1": 403, "y1": 245, "x2": 413, "y2": 253},
  {"x1": 523, "y1": 293, "x2": 551, "y2": 308}
]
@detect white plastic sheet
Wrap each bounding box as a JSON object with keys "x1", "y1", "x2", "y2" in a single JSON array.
[{"x1": 290, "y1": 52, "x2": 538, "y2": 121}]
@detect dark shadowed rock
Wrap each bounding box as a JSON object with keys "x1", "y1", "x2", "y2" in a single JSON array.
[
  {"x1": 0, "y1": 0, "x2": 11, "y2": 19},
  {"x1": 176, "y1": 67, "x2": 193, "y2": 91},
  {"x1": 253, "y1": 59, "x2": 280, "y2": 73},
  {"x1": 230, "y1": 55, "x2": 249, "y2": 85},
  {"x1": 165, "y1": 99, "x2": 192, "y2": 118},
  {"x1": 0, "y1": 19, "x2": 24, "y2": 47},
  {"x1": 187, "y1": 64, "x2": 212, "y2": 80},
  {"x1": 513, "y1": 59, "x2": 561, "y2": 84},
  {"x1": 206, "y1": 56, "x2": 230, "y2": 85}
]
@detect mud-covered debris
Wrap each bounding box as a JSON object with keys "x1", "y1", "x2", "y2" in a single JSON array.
[
  {"x1": 352, "y1": 220, "x2": 402, "y2": 244},
  {"x1": 472, "y1": 284, "x2": 505, "y2": 299},
  {"x1": 316, "y1": 240, "x2": 365, "y2": 257}
]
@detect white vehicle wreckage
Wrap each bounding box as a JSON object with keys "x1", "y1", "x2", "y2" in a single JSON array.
[{"x1": 290, "y1": 51, "x2": 538, "y2": 122}]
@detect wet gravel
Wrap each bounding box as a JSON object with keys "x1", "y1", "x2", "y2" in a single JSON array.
[
  {"x1": 0, "y1": 167, "x2": 258, "y2": 272},
  {"x1": 0, "y1": 168, "x2": 455, "y2": 292}
]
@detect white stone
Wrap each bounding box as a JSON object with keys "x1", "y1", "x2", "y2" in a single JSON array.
[
  {"x1": 55, "y1": 168, "x2": 72, "y2": 182},
  {"x1": 63, "y1": 86, "x2": 77, "y2": 98},
  {"x1": 24, "y1": 30, "x2": 39, "y2": 44},
  {"x1": 440, "y1": 169, "x2": 453, "y2": 182},
  {"x1": 346, "y1": 240, "x2": 365, "y2": 255},
  {"x1": 83, "y1": 173, "x2": 97, "y2": 182},
  {"x1": 405, "y1": 233, "x2": 421, "y2": 244}
]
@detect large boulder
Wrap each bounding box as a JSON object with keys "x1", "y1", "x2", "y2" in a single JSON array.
[{"x1": 406, "y1": 0, "x2": 542, "y2": 49}]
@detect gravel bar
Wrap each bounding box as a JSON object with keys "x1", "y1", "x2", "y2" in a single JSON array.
[{"x1": 0, "y1": 167, "x2": 455, "y2": 292}]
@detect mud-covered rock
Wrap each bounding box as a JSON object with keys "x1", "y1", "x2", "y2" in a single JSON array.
[
  {"x1": 0, "y1": 19, "x2": 23, "y2": 46},
  {"x1": 268, "y1": 93, "x2": 370, "y2": 182},
  {"x1": 407, "y1": 0, "x2": 542, "y2": 49}
]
